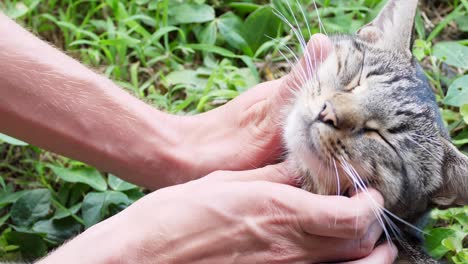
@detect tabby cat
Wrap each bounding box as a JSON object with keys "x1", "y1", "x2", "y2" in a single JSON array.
[{"x1": 283, "y1": 0, "x2": 468, "y2": 263}]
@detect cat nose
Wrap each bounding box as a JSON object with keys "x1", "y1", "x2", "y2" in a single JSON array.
[{"x1": 318, "y1": 101, "x2": 338, "y2": 128}]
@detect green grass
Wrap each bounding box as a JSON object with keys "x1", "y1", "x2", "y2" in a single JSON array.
[{"x1": 0, "y1": 0, "x2": 467, "y2": 262}]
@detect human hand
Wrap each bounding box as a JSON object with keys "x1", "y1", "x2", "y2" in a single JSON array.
[
  {"x1": 40, "y1": 163, "x2": 394, "y2": 264},
  {"x1": 338, "y1": 241, "x2": 398, "y2": 264},
  {"x1": 176, "y1": 34, "x2": 333, "y2": 182}
]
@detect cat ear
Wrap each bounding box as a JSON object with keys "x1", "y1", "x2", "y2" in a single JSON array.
[
  {"x1": 431, "y1": 139, "x2": 468, "y2": 207},
  {"x1": 356, "y1": 0, "x2": 418, "y2": 55}
]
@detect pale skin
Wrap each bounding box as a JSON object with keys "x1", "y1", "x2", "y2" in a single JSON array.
[{"x1": 0, "y1": 13, "x2": 397, "y2": 263}]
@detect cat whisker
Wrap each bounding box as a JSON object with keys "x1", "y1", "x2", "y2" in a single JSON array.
[
  {"x1": 272, "y1": 40, "x2": 309, "y2": 91},
  {"x1": 284, "y1": 1, "x2": 314, "y2": 82},
  {"x1": 338, "y1": 157, "x2": 392, "y2": 243},
  {"x1": 312, "y1": 0, "x2": 327, "y2": 36},
  {"x1": 339, "y1": 156, "x2": 428, "y2": 241}
]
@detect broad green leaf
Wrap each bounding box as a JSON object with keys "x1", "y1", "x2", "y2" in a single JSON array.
[
  {"x1": 10, "y1": 189, "x2": 51, "y2": 227},
  {"x1": 433, "y1": 42, "x2": 468, "y2": 69},
  {"x1": 5, "y1": 231, "x2": 47, "y2": 260},
  {"x1": 444, "y1": 75, "x2": 468, "y2": 107},
  {"x1": 124, "y1": 188, "x2": 145, "y2": 203},
  {"x1": 243, "y1": 6, "x2": 281, "y2": 53},
  {"x1": 169, "y1": 3, "x2": 215, "y2": 25},
  {"x1": 49, "y1": 165, "x2": 107, "y2": 191},
  {"x1": 198, "y1": 21, "x2": 217, "y2": 45},
  {"x1": 218, "y1": 12, "x2": 252, "y2": 56},
  {"x1": 461, "y1": 105, "x2": 468, "y2": 124},
  {"x1": 228, "y1": 2, "x2": 261, "y2": 14},
  {"x1": 32, "y1": 217, "x2": 82, "y2": 245},
  {"x1": 3, "y1": 0, "x2": 40, "y2": 19},
  {"x1": 425, "y1": 227, "x2": 456, "y2": 259},
  {"x1": 108, "y1": 174, "x2": 138, "y2": 191},
  {"x1": 0, "y1": 133, "x2": 28, "y2": 146},
  {"x1": 53, "y1": 203, "x2": 82, "y2": 220},
  {"x1": 82, "y1": 191, "x2": 130, "y2": 228},
  {"x1": 451, "y1": 249, "x2": 468, "y2": 264},
  {"x1": 164, "y1": 70, "x2": 208, "y2": 89},
  {"x1": 442, "y1": 236, "x2": 463, "y2": 253},
  {"x1": 0, "y1": 213, "x2": 10, "y2": 226},
  {"x1": 455, "y1": 15, "x2": 468, "y2": 32},
  {"x1": 0, "y1": 190, "x2": 28, "y2": 207}
]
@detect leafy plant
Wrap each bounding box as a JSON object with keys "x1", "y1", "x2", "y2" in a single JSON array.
[{"x1": 0, "y1": 0, "x2": 466, "y2": 262}]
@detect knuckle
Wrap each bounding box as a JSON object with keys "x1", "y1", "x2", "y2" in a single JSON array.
[
  {"x1": 266, "y1": 242, "x2": 304, "y2": 264},
  {"x1": 355, "y1": 217, "x2": 371, "y2": 237},
  {"x1": 358, "y1": 236, "x2": 375, "y2": 257},
  {"x1": 336, "y1": 209, "x2": 370, "y2": 238},
  {"x1": 268, "y1": 164, "x2": 290, "y2": 182}
]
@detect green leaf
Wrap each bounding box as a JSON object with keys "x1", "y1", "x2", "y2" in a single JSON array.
[
  {"x1": 228, "y1": 2, "x2": 261, "y2": 14},
  {"x1": 199, "y1": 21, "x2": 217, "y2": 45},
  {"x1": 108, "y1": 174, "x2": 138, "y2": 191},
  {"x1": 444, "y1": 75, "x2": 468, "y2": 107},
  {"x1": 455, "y1": 15, "x2": 468, "y2": 32},
  {"x1": 3, "y1": 0, "x2": 40, "y2": 19},
  {"x1": 184, "y1": 43, "x2": 237, "y2": 58},
  {"x1": 0, "y1": 133, "x2": 28, "y2": 146},
  {"x1": 32, "y1": 217, "x2": 82, "y2": 245},
  {"x1": 433, "y1": 42, "x2": 468, "y2": 70},
  {"x1": 425, "y1": 227, "x2": 456, "y2": 259},
  {"x1": 169, "y1": 3, "x2": 215, "y2": 25},
  {"x1": 10, "y1": 189, "x2": 51, "y2": 227},
  {"x1": 461, "y1": 105, "x2": 468, "y2": 124},
  {"x1": 217, "y1": 12, "x2": 252, "y2": 56},
  {"x1": 0, "y1": 190, "x2": 28, "y2": 207},
  {"x1": 164, "y1": 69, "x2": 208, "y2": 89},
  {"x1": 243, "y1": 6, "x2": 281, "y2": 53},
  {"x1": 442, "y1": 236, "x2": 463, "y2": 253},
  {"x1": 147, "y1": 26, "x2": 184, "y2": 46},
  {"x1": 53, "y1": 203, "x2": 82, "y2": 220},
  {"x1": 49, "y1": 165, "x2": 107, "y2": 191},
  {"x1": 82, "y1": 191, "x2": 130, "y2": 228},
  {"x1": 0, "y1": 213, "x2": 10, "y2": 226},
  {"x1": 4, "y1": 231, "x2": 47, "y2": 260}
]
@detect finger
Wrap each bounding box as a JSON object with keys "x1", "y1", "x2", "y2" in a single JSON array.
[
  {"x1": 279, "y1": 33, "x2": 333, "y2": 100},
  {"x1": 335, "y1": 241, "x2": 398, "y2": 264},
  {"x1": 202, "y1": 162, "x2": 299, "y2": 186},
  {"x1": 300, "y1": 223, "x2": 382, "y2": 263},
  {"x1": 289, "y1": 188, "x2": 384, "y2": 239}
]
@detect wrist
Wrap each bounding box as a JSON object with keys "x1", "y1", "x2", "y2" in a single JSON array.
[{"x1": 37, "y1": 215, "x2": 131, "y2": 264}]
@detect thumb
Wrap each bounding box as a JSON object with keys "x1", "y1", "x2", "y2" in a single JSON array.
[{"x1": 205, "y1": 162, "x2": 299, "y2": 186}]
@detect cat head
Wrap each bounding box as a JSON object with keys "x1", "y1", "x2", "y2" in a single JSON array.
[{"x1": 284, "y1": 0, "x2": 468, "y2": 221}]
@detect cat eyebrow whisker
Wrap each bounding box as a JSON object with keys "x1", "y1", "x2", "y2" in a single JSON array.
[
  {"x1": 273, "y1": 7, "x2": 317, "y2": 85},
  {"x1": 284, "y1": 1, "x2": 315, "y2": 82},
  {"x1": 271, "y1": 36, "x2": 309, "y2": 89},
  {"x1": 312, "y1": 0, "x2": 327, "y2": 36}
]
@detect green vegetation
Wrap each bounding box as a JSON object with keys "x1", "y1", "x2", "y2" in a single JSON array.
[{"x1": 0, "y1": 0, "x2": 466, "y2": 262}]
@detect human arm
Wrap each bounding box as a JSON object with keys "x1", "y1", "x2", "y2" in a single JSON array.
[
  {"x1": 0, "y1": 12, "x2": 332, "y2": 189},
  {"x1": 37, "y1": 163, "x2": 397, "y2": 264},
  {"x1": 0, "y1": 12, "x2": 190, "y2": 189}
]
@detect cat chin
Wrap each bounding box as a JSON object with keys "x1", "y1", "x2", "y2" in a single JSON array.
[{"x1": 286, "y1": 148, "x2": 354, "y2": 196}]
